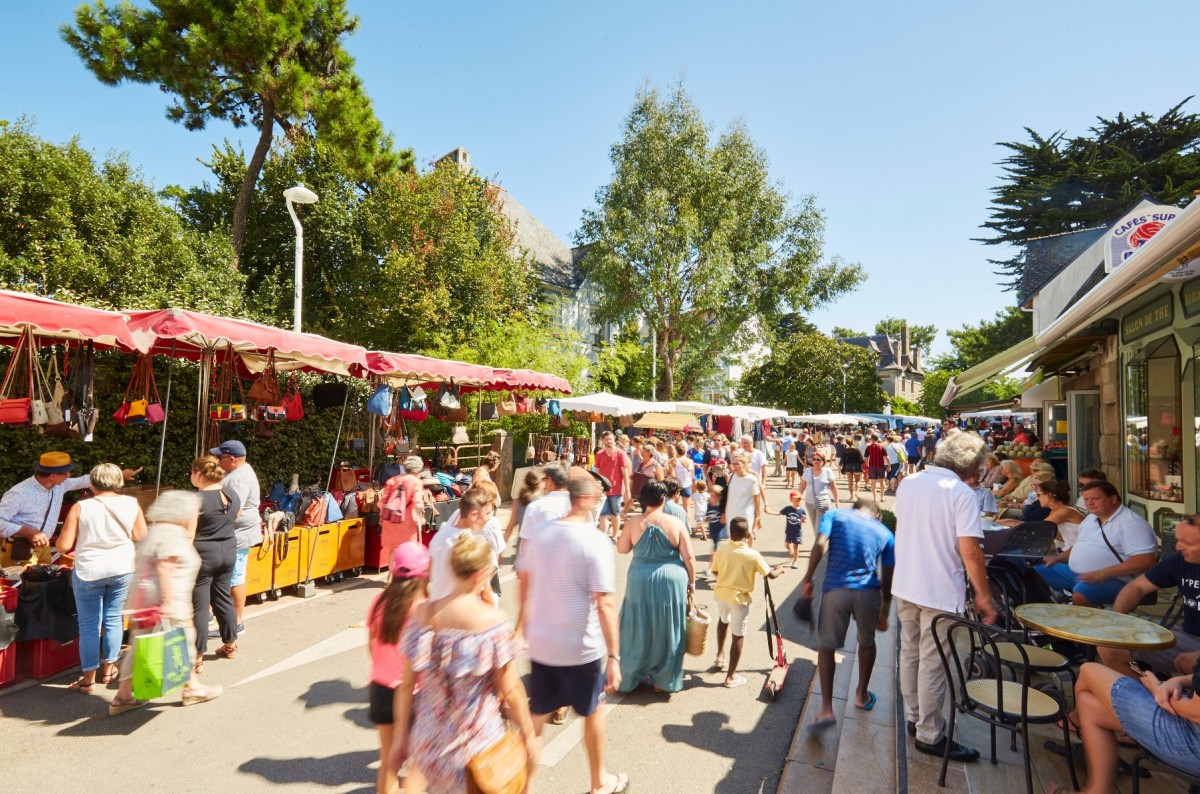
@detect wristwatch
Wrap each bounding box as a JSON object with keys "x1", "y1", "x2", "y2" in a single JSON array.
[{"x1": 608, "y1": 654, "x2": 621, "y2": 662}]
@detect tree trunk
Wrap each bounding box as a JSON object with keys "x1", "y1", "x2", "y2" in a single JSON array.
[
  {"x1": 231, "y1": 97, "x2": 276, "y2": 265},
  {"x1": 657, "y1": 329, "x2": 675, "y2": 401}
]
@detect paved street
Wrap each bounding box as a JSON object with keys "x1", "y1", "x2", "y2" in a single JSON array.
[{"x1": 0, "y1": 471, "x2": 890, "y2": 794}]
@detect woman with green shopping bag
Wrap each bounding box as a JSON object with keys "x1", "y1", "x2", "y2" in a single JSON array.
[{"x1": 109, "y1": 489, "x2": 221, "y2": 715}]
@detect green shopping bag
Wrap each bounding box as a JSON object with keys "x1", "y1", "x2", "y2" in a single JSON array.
[{"x1": 131, "y1": 626, "x2": 192, "y2": 700}]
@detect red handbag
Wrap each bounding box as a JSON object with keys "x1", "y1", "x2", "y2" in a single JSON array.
[
  {"x1": 514, "y1": 393, "x2": 531, "y2": 415},
  {"x1": 282, "y1": 374, "x2": 304, "y2": 421},
  {"x1": 0, "y1": 327, "x2": 34, "y2": 426}
]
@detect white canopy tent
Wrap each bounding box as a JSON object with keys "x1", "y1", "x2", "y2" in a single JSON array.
[
  {"x1": 956, "y1": 408, "x2": 1037, "y2": 420},
  {"x1": 713, "y1": 404, "x2": 788, "y2": 421},
  {"x1": 786, "y1": 413, "x2": 867, "y2": 425},
  {"x1": 555, "y1": 391, "x2": 666, "y2": 417}
]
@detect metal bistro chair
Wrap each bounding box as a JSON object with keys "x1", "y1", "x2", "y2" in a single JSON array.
[
  {"x1": 1131, "y1": 751, "x2": 1200, "y2": 794},
  {"x1": 978, "y1": 558, "x2": 1076, "y2": 693},
  {"x1": 931, "y1": 614, "x2": 1079, "y2": 794}
]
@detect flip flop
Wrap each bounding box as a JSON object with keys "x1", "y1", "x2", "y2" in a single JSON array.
[
  {"x1": 67, "y1": 677, "x2": 94, "y2": 694},
  {"x1": 723, "y1": 674, "x2": 747, "y2": 689},
  {"x1": 856, "y1": 691, "x2": 877, "y2": 711},
  {"x1": 711, "y1": 657, "x2": 725, "y2": 671},
  {"x1": 810, "y1": 716, "x2": 837, "y2": 729}
]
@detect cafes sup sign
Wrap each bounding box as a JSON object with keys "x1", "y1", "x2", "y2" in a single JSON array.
[{"x1": 1104, "y1": 202, "x2": 1196, "y2": 281}]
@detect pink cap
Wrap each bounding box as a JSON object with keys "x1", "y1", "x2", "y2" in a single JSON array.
[{"x1": 390, "y1": 542, "x2": 430, "y2": 578}]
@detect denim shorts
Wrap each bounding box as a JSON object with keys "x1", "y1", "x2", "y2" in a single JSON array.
[
  {"x1": 1111, "y1": 676, "x2": 1200, "y2": 776},
  {"x1": 230, "y1": 547, "x2": 250, "y2": 586},
  {"x1": 599, "y1": 495, "x2": 623, "y2": 517}
]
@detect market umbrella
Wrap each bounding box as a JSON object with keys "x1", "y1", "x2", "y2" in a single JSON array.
[
  {"x1": 364, "y1": 351, "x2": 497, "y2": 387},
  {"x1": 0, "y1": 290, "x2": 144, "y2": 352},
  {"x1": 556, "y1": 391, "x2": 663, "y2": 417}
]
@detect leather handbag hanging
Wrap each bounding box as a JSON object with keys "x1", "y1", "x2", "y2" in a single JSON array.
[
  {"x1": 312, "y1": 380, "x2": 348, "y2": 408},
  {"x1": 497, "y1": 394, "x2": 517, "y2": 417},
  {"x1": 513, "y1": 393, "x2": 531, "y2": 415},
  {"x1": 479, "y1": 401, "x2": 498, "y2": 421},
  {"x1": 282, "y1": 374, "x2": 304, "y2": 421},
  {"x1": 451, "y1": 424, "x2": 470, "y2": 446},
  {"x1": 0, "y1": 327, "x2": 35, "y2": 427},
  {"x1": 400, "y1": 386, "x2": 429, "y2": 423},
  {"x1": 249, "y1": 351, "x2": 285, "y2": 423}
]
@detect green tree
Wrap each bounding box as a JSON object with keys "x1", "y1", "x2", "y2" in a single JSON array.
[
  {"x1": 889, "y1": 396, "x2": 920, "y2": 415},
  {"x1": 174, "y1": 136, "x2": 543, "y2": 357},
  {"x1": 577, "y1": 83, "x2": 863, "y2": 400},
  {"x1": 738, "y1": 333, "x2": 884, "y2": 414},
  {"x1": 980, "y1": 99, "x2": 1200, "y2": 288},
  {"x1": 930, "y1": 306, "x2": 1032, "y2": 372},
  {"x1": 916, "y1": 369, "x2": 952, "y2": 418},
  {"x1": 0, "y1": 118, "x2": 245, "y2": 314},
  {"x1": 589, "y1": 323, "x2": 653, "y2": 398},
  {"x1": 62, "y1": 0, "x2": 405, "y2": 261}
]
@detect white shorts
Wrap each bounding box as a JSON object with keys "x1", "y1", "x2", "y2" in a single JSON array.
[{"x1": 716, "y1": 599, "x2": 751, "y2": 637}]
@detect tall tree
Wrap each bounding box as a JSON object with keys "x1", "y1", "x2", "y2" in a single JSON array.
[
  {"x1": 62, "y1": 0, "x2": 406, "y2": 262},
  {"x1": 174, "y1": 135, "x2": 548, "y2": 359},
  {"x1": 980, "y1": 99, "x2": 1200, "y2": 289},
  {"x1": 0, "y1": 118, "x2": 245, "y2": 314},
  {"x1": 739, "y1": 333, "x2": 883, "y2": 414},
  {"x1": 577, "y1": 83, "x2": 863, "y2": 400}
]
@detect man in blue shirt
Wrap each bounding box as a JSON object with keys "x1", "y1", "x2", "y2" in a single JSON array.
[
  {"x1": 903, "y1": 432, "x2": 922, "y2": 475},
  {"x1": 802, "y1": 498, "x2": 895, "y2": 727}
]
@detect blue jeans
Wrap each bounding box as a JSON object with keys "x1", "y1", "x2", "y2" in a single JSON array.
[
  {"x1": 72, "y1": 570, "x2": 132, "y2": 672},
  {"x1": 1032, "y1": 562, "x2": 1126, "y2": 606}
]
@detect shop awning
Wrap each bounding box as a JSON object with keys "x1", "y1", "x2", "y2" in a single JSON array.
[
  {"x1": 366, "y1": 351, "x2": 498, "y2": 387},
  {"x1": 487, "y1": 368, "x2": 572, "y2": 394},
  {"x1": 633, "y1": 412, "x2": 701, "y2": 431},
  {"x1": 125, "y1": 308, "x2": 369, "y2": 376},
  {"x1": 709, "y1": 405, "x2": 789, "y2": 421},
  {"x1": 0, "y1": 290, "x2": 144, "y2": 352},
  {"x1": 939, "y1": 336, "x2": 1042, "y2": 407},
  {"x1": 1028, "y1": 336, "x2": 1105, "y2": 376}
]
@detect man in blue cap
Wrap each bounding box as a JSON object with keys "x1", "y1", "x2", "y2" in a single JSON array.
[
  {"x1": 0, "y1": 452, "x2": 141, "y2": 566},
  {"x1": 211, "y1": 441, "x2": 260, "y2": 635}
]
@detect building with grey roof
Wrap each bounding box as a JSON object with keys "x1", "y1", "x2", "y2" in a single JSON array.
[{"x1": 837, "y1": 322, "x2": 925, "y2": 402}]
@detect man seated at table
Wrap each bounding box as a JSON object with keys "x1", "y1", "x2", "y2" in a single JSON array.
[
  {"x1": 1098, "y1": 514, "x2": 1200, "y2": 676},
  {"x1": 0, "y1": 452, "x2": 139, "y2": 567},
  {"x1": 1033, "y1": 481, "x2": 1157, "y2": 607}
]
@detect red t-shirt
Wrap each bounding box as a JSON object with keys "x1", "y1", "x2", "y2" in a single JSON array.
[
  {"x1": 865, "y1": 443, "x2": 887, "y2": 468},
  {"x1": 594, "y1": 447, "x2": 630, "y2": 496}
]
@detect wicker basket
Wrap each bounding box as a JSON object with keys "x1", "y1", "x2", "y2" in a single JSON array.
[{"x1": 685, "y1": 595, "x2": 710, "y2": 657}]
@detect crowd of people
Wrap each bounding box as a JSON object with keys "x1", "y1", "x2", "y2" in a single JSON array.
[{"x1": 6, "y1": 412, "x2": 1200, "y2": 793}]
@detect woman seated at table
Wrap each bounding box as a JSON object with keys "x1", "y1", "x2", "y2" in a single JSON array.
[
  {"x1": 1047, "y1": 661, "x2": 1200, "y2": 794},
  {"x1": 979, "y1": 454, "x2": 1006, "y2": 491},
  {"x1": 997, "y1": 466, "x2": 1054, "y2": 517},
  {"x1": 991, "y1": 459, "x2": 1023, "y2": 501},
  {"x1": 996, "y1": 478, "x2": 1079, "y2": 533}
]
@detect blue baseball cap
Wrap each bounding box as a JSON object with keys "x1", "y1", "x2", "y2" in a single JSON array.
[{"x1": 210, "y1": 440, "x2": 247, "y2": 458}]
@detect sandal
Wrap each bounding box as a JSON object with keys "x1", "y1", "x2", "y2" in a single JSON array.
[
  {"x1": 215, "y1": 643, "x2": 237, "y2": 660},
  {"x1": 68, "y1": 677, "x2": 94, "y2": 694},
  {"x1": 99, "y1": 665, "x2": 119, "y2": 684},
  {"x1": 594, "y1": 772, "x2": 630, "y2": 794},
  {"x1": 193, "y1": 658, "x2": 206, "y2": 675},
  {"x1": 551, "y1": 707, "x2": 566, "y2": 725},
  {"x1": 108, "y1": 697, "x2": 145, "y2": 716}
]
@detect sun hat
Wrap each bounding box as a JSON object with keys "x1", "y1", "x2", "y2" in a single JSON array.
[
  {"x1": 34, "y1": 451, "x2": 75, "y2": 474},
  {"x1": 390, "y1": 542, "x2": 430, "y2": 578}
]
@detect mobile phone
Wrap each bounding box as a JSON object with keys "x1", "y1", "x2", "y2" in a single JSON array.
[{"x1": 1129, "y1": 660, "x2": 1151, "y2": 675}]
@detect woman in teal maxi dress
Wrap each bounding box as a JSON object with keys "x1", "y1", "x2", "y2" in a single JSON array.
[{"x1": 616, "y1": 480, "x2": 696, "y2": 693}]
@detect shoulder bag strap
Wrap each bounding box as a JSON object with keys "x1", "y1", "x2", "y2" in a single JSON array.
[
  {"x1": 1097, "y1": 519, "x2": 1124, "y2": 564},
  {"x1": 97, "y1": 498, "x2": 133, "y2": 540}
]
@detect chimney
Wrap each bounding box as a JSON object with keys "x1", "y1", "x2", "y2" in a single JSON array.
[
  {"x1": 913, "y1": 345, "x2": 921, "y2": 372},
  {"x1": 900, "y1": 321, "x2": 910, "y2": 367}
]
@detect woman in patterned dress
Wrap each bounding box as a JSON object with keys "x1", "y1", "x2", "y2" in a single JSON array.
[{"x1": 391, "y1": 532, "x2": 539, "y2": 793}]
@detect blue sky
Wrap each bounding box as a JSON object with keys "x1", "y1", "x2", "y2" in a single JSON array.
[{"x1": 7, "y1": 1, "x2": 1200, "y2": 357}]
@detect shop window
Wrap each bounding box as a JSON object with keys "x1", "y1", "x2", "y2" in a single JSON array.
[{"x1": 1125, "y1": 336, "x2": 1182, "y2": 503}]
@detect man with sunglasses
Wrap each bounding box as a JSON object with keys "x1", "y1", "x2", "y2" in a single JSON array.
[{"x1": 1098, "y1": 514, "x2": 1200, "y2": 676}]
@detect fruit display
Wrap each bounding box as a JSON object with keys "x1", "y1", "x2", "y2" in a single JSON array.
[{"x1": 997, "y1": 442, "x2": 1041, "y2": 458}]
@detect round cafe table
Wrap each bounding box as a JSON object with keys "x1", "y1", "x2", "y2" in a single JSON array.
[{"x1": 1013, "y1": 603, "x2": 1177, "y2": 650}]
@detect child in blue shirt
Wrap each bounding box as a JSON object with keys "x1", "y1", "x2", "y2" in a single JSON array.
[{"x1": 778, "y1": 491, "x2": 807, "y2": 568}]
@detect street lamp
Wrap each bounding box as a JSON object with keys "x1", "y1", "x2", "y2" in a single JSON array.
[
  {"x1": 839, "y1": 363, "x2": 849, "y2": 414},
  {"x1": 283, "y1": 184, "x2": 319, "y2": 333}
]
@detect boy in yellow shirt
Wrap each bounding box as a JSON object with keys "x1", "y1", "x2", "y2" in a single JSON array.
[{"x1": 711, "y1": 517, "x2": 785, "y2": 687}]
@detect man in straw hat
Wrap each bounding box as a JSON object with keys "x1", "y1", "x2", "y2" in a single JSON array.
[{"x1": 0, "y1": 452, "x2": 141, "y2": 567}]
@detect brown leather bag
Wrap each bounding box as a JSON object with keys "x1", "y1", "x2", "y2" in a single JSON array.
[{"x1": 465, "y1": 729, "x2": 527, "y2": 794}]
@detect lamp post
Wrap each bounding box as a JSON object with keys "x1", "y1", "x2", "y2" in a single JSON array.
[
  {"x1": 839, "y1": 363, "x2": 849, "y2": 414},
  {"x1": 283, "y1": 184, "x2": 319, "y2": 333}
]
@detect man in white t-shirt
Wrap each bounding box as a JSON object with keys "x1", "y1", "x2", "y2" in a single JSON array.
[
  {"x1": 519, "y1": 461, "x2": 572, "y2": 548},
  {"x1": 428, "y1": 487, "x2": 504, "y2": 601},
  {"x1": 893, "y1": 431, "x2": 996, "y2": 764},
  {"x1": 725, "y1": 452, "x2": 766, "y2": 545},
  {"x1": 516, "y1": 475, "x2": 627, "y2": 794},
  {"x1": 739, "y1": 435, "x2": 767, "y2": 485}
]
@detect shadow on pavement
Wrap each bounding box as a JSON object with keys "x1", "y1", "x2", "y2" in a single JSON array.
[
  {"x1": 297, "y1": 677, "x2": 373, "y2": 728},
  {"x1": 238, "y1": 749, "x2": 378, "y2": 788},
  {"x1": 0, "y1": 676, "x2": 166, "y2": 735}
]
